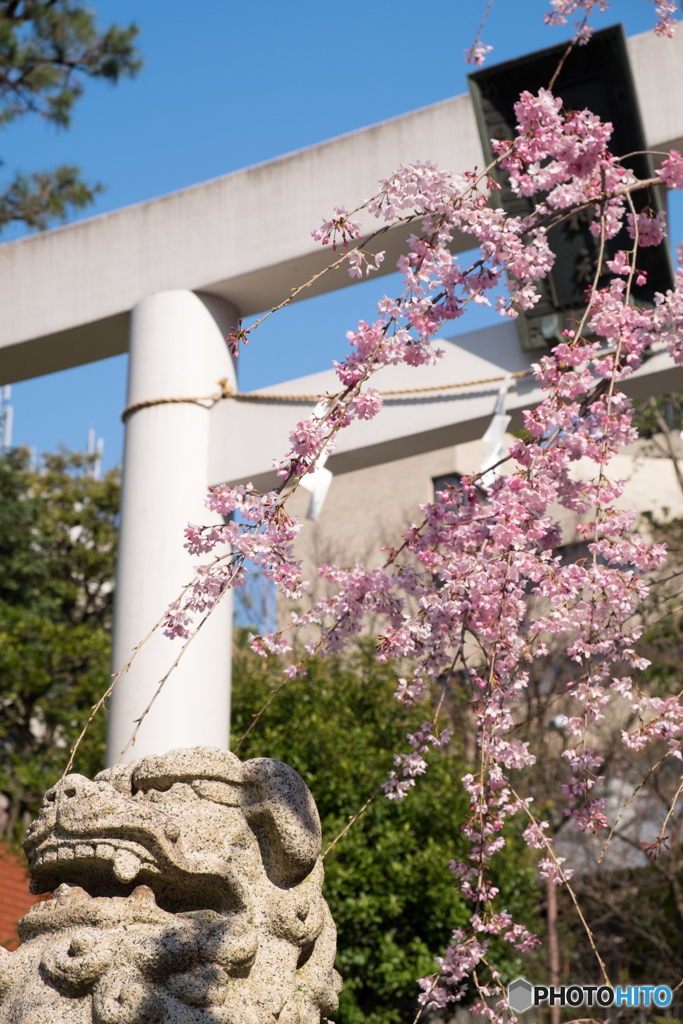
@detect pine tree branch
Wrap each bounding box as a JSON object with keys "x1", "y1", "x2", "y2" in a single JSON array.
[{"x1": 0, "y1": 164, "x2": 101, "y2": 230}]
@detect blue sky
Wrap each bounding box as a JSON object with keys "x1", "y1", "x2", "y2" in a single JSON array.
[{"x1": 2, "y1": 0, "x2": 681, "y2": 470}]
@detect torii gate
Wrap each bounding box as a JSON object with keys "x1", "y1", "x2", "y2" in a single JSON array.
[{"x1": 1, "y1": 28, "x2": 682, "y2": 766}]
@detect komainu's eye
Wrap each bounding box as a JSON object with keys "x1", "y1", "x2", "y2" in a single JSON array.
[{"x1": 191, "y1": 780, "x2": 241, "y2": 806}]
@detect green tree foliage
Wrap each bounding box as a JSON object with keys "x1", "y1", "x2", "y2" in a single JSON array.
[
  {"x1": 231, "y1": 635, "x2": 541, "y2": 1024},
  {"x1": 0, "y1": 448, "x2": 119, "y2": 843},
  {"x1": 0, "y1": 0, "x2": 141, "y2": 232}
]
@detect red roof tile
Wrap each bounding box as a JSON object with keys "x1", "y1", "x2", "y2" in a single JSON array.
[{"x1": 0, "y1": 844, "x2": 49, "y2": 950}]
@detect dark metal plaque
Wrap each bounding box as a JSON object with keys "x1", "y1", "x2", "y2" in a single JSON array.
[{"x1": 468, "y1": 25, "x2": 674, "y2": 350}]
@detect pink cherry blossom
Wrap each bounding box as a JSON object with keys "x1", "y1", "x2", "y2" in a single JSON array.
[
  {"x1": 464, "y1": 40, "x2": 493, "y2": 65},
  {"x1": 650, "y1": 0, "x2": 679, "y2": 37},
  {"x1": 658, "y1": 149, "x2": 683, "y2": 190},
  {"x1": 627, "y1": 209, "x2": 667, "y2": 247}
]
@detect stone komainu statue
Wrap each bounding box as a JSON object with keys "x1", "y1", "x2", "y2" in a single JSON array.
[{"x1": 0, "y1": 747, "x2": 342, "y2": 1024}]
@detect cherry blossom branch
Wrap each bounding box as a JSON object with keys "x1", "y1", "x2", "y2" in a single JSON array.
[
  {"x1": 321, "y1": 784, "x2": 384, "y2": 860},
  {"x1": 118, "y1": 572, "x2": 235, "y2": 760},
  {"x1": 657, "y1": 774, "x2": 683, "y2": 843},
  {"x1": 322, "y1": 659, "x2": 452, "y2": 857},
  {"x1": 512, "y1": 789, "x2": 611, "y2": 987},
  {"x1": 597, "y1": 752, "x2": 672, "y2": 864},
  {"x1": 464, "y1": 0, "x2": 495, "y2": 66},
  {"x1": 62, "y1": 573, "x2": 201, "y2": 776},
  {"x1": 227, "y1": 153, "x2": 505, "y2": 357},
  {"x1": 645, "y1": 394, "x2": 683, "y2": 495}
]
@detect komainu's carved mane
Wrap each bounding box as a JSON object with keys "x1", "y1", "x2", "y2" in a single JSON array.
[{"x1": 0, "y1": 747, "x2": 341, "y2": 1024}]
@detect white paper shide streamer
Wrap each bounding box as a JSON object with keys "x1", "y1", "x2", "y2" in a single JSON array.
[
  {"x1": 479, "y1": 373, "x2": 512, "y2": 489},
  {"x1": 300, "y1": 399, "x2": 334, "y2": 521}
]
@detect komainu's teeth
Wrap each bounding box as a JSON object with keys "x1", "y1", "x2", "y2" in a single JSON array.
[
  {"x1": 96, "y1": 843, "x2": 114, "y2": 860},
  {"x1": 75, "y1": 844, "x2": 94, "y2": 859},
  {"x1": 53, "y1": 882, "x2": 90, "y2": 902},
  {"x1": 57, "y1": 847, "x2": 74, "y2": 861},
  {"x1": 43, "y1": 849, "x2": 57, "y2": 863},
  {"x1": 113, "y1": 849, "x2": 142, "y2": 884}
]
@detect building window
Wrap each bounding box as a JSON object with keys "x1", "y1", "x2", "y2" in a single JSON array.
[{"x1": 432, "y1": 473, "x2": 462, "y2": 501}]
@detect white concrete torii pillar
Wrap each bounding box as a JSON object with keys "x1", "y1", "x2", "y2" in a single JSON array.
[{"x1": 106, "y1": 290, "x2": 238, "y2": 766}]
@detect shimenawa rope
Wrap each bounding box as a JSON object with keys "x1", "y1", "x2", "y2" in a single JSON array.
[{"x1": 120, "y1": 370, "x2": 532, "y2": 422}]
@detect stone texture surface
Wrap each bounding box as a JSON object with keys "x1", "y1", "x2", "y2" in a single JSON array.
[{"x1": 0, "y1": 747, "x2": 341, "y2": 1023}]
